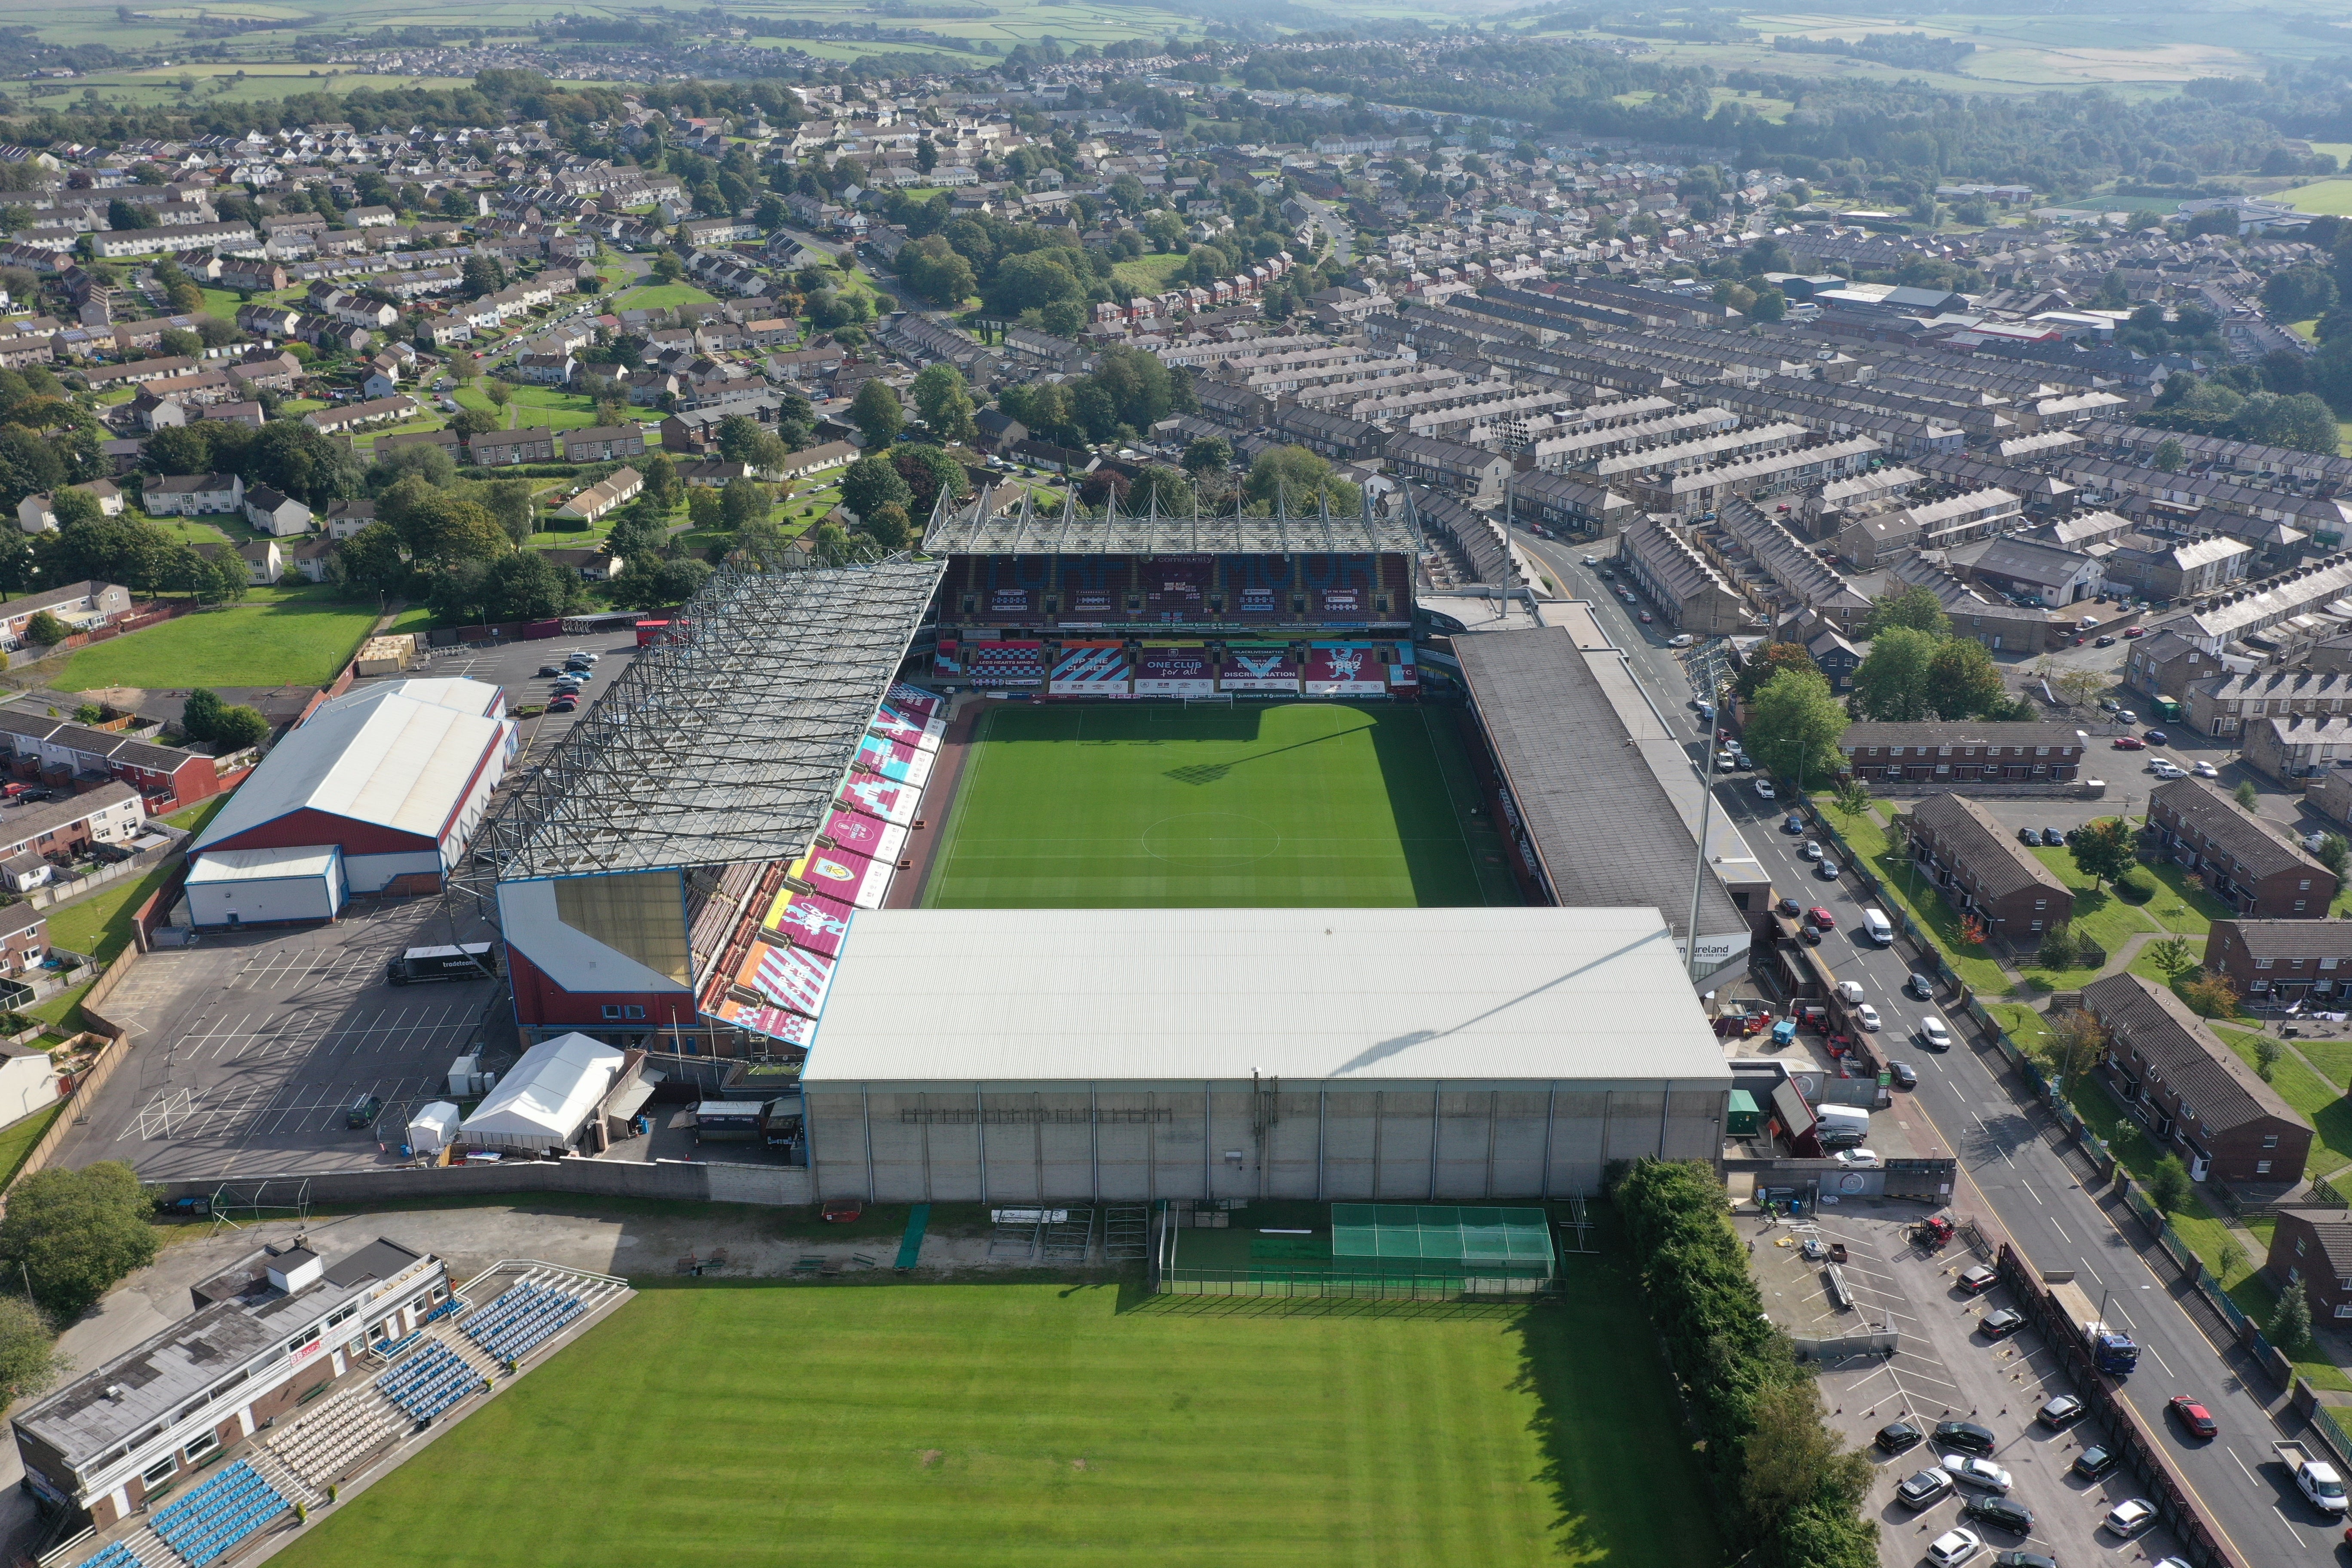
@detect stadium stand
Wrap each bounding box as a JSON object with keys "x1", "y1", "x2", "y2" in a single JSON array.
[
  {"x1": 375, "y1": 1342, "x2": 483, "y2": 1423},
  {"x1": 460, "y1": 1279, "x2": 588, "y2": 1363},
  {"x1": 74, "y1": 1545, "x2": 141, "y2": 1568},
  {"x1": 266, "y1": 1383, "x2": 403, "y2": 1494},
  {"x1": 147, "y1": 1461, "x2": 287, "y2": 1567}
]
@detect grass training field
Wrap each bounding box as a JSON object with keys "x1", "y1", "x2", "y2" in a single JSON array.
[
  {"x1": 920, "y1": 702, "x2": 1516, "y2": 909},
  {"x1": 283, "y1": 1273, "x2": 1718, "y2": 1568},
  {"x1": 55, "y1": 585, "x2": 382, "y2": 692}
]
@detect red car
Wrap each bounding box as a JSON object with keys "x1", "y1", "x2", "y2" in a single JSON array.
[
  {"x1": 2168, "y1": 1396, "x2": 2217, "y2": 1438},
  {"x1": 2112, "y1": 735, "x2": 2146, "y2": 750},
  {"x1": 2122, "y1": 625, "x2": 2148, "y2": 638},
  {"x1": 1807, "y1": 906, "x2": 1835, "y2": 930},
  {"x1": 1638, "y1": 611, "x2": 1653, "y2": 623}
]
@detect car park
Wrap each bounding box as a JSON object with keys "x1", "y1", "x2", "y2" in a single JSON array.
[
  {"x1": 2168, "y1": 1396, "x2": 2216, "y2": 1438},
  {"x1": 1907, "y1": 973, "x2": 1935, "y2": 1000},
  {"x1": 1753, "y1": 780, "x2": 1777, "y2": 800},
  {"x1": 1855, "y1": 1003, "x2": 1880, "y2": 1030},
  {"x1": 1979, "y1": 1308, "x2": 2025, "y2": 1339},
  {"x1": 2105, "y1": 1499, "x2": 2157, "y2": 1538},
  {"x1": 1955, "y1": 1265, "x2": 1999, "y2": 1295},
  {"x1": 1991, "y1": 1552, "x2": 2056, "y2": 1568},
  {"x1": 1898, "y1": 1467, "x2": 1955, "y2": 1509},
  {"x1": 536, "y1": 665, "x2": 564, "y2": 677},
  {"x1": 1889, "y1": 1061, "x2": 1918, "y2": 1089},
  {"x1": 1935, "y1": 1419, "x2": 1997, "y2": 1455},
  {"x1": 548, "y1": 697, "x2": 578, "y2": 714},
  {"x1": 1877, "y1": 1420, "x2": 1923, "y2": 1454},
  {"x1": 2072, "y1": 1445, "x2": 2118, "y2": 1480},
  {"x1": 2036, "y1": 1394, "x2": 2083, "y2": 1429},
  {"x1": 1926, "y1": 1527, "x2": 1983, "y2": 1567},
  {"x1": 1918, "y1": 1017, "x2": 1952, "y2": 1050},
  {"x1": 1963, "y1": 1496, "x2": 2032, "y2": 1536},
  {"x1": 1942, "y1": 1455, "x2": 2012, "y2": 1493},
  {"x1": 2150, "y1": 760, "x2": 2185, "y2": 780},
  {"x1": 2116, "y1": 709, "x2": 2138, "y2": 724}
]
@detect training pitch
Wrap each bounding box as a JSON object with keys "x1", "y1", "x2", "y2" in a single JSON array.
[
  {"x1": 282, "y1": 1274, "x2": 1718, "y2": 1568},
  {"x1": 920, "y1": 702, "x2": 1514, "y2": 908}
]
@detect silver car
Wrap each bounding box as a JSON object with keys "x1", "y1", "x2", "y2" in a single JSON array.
[{"x1": 1941, "y1": 1454, "x2": 2011, "y2": 1493}]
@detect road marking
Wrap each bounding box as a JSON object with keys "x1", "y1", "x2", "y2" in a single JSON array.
[
  {"x1": 2048, "y1": 1219, "x2": 2073, "y2": 1244},
  {"x1": 2230, "y1": 1448, "x2": 2256, "y2": 1484}
]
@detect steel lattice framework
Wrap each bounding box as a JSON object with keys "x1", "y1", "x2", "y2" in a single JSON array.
[
  {"x1": 922, "y1": 479, "x2": 1423, "y2": 557},
  {"x1": 463, "y1": 557, "x2": 944, "y2": 902}
]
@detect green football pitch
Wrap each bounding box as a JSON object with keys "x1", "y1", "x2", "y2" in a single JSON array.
[
  {"x1": 919, "y1": 702, "x2": 1519, "y2": 908},
  {"x1": 282, "y1": 1273, "x2": 1720, "y2": 1568}
]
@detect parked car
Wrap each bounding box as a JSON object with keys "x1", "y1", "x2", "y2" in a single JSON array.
[
  {"x1": 2150, "y1": 761, "x2": 2185, "y2": 780},
  {"x1": 1991, "y1": 1552, "x2": 2056, "y2": 1568},
  {"x1": 1955, "y1": 1264, "x2": 2000, "y2": 1295},
  {"x1": 1942, "y1": 1455, "x2": 2012, "y2": 1493},
  {"x1": 1877, "y1": 1420, "x2": 1923, "y2": 1454},
  {"x1": 2040, "y1": 828, "x2": 2064, "y2": 847},
  {"x1": 2036, "y1": 1394, "x2": 2084, "y2": 1430},
  {"x1": 1669, "y1": 633, "x2": 1695, "y2": 647},
  {"x1": 548, "y1": 697, "x2": 579, "y2": 714},
  {"x1": 1889, "y1": 1061, "x2": 1918, "y2": 1090},
  {"x1": 1926, "y1": 1527, "x2": 1984, "y2": 1567},
  {"x1": 2168, "y1": 1396, "x2": 2217, "y2": 1438},
  {"x1": 1803, "y1": 839, "x2": 1823, "y2": 860},
  {"x1": 1979, "y1": 1308, "x2": 2025, "y2": 1340},
  {"x1": 2116, "y1": 710, "x2": 2139, "y2": 725},
  {"x1": 344, "y1": 1094, "x2": 383, "y2": 1129},
  {"x1": 2016, "y1": 827, "x2": 2039, "y2": 846},
  {"x1": 2112, "y1": 735, "x2": 2146, "y2": 750},
  {"x1": 1963, "y1": 1496, "x2": 2033, "y2": 1536},
  {"x1": 1638, "y1": 611, "x2": 1653, "y2": 624},
  {"x1": 1898, "y1": 1468, "x2": 1955, "y2": 1509},
  {"x1": 1781, "y1": 812, "x2": 1805, "y2": 834},
  {"x1": 1833, "y1": 1148, "x2": 1880, "y2": 1168},
  {"x1": 1919, "y1": 1017, "x2": 1952, "y2": 1050},
  {"x1": 2104, "y1": 1499, "x2": 2158, "y2": 1538},
  {"x1": 2144, "y1": 729, "x2": 2169, "y2": 745},
  {"x1": 2072, "y1": 1446, "x2": 2118, "y2": 1480},
  {"x1": 536, "y1": 665, "x2": 564, "y2": 677},
  {"x1": 2193, "y1": 761, "x2": 2218, "y2": 778},
  {"x1": 1817, "y1": 858, "x2": 1841, "y2": 880},
  {"x1": 1936, "y1": 1419, "x2": 1997, "y2": 1455}
]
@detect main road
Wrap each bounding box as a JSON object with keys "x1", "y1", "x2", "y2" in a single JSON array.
[{"x1": 1514, "y1": 535, "x2": 2329, "y2": 1563}]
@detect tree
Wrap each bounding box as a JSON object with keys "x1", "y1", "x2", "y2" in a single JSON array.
[
  {"x1": 2218, "y1": 1236, "x2": 2248, "y2": 1284},
  {"x1": 1740, "y1": 1379, "x2": 1871, "y2": 1537},
  {"x1": 2052, "y1": 668, "x2": 2110, "y2": 709},
  {"x1": 331, "y1": 522, "x2": 409, "y2": 597},
  {"x1": 21, "y1": 610, "x2": 65, "y2": 647},
  {"x1": 179, "y1": 688, "x2": 224, "y2": 743},
  {"x1": 858, "y1": 501, "x2": 911, "y2": 551},
  {"x1": 2043, "y1": 1008, "x2": 2108, "y2": 1084},
  {"x1": 839, "y1": 454, "x2": 913, "y2": 521},
  {"x1": 477, "y1": 478, "x2": 536, "y2": 548},
  {"x1": 1182, "y1": 436, "x2": 1232, "y2": 475},
  {"x1": 2272, "y1": 1282, "x2": 2316, "y2": 1356},
  {"x1": 0, "y1": 1162, "x2": 159, "y2": 1321},
  {"x1": 891, "y1": 444, "x2": 967, "y2": 520},
  {"x1": 851, "y1": 378, "x2": 904, "y2": 447},
  {"x1": 208, "y1": 704, "x2": 269, "y2": 751},
  {"x1": 713, "y1": 414, "x2": 766, "y2": 465},
  {"x1": 1924, "y1": 637, "x2": 2007, "y2": 721},
  {"x1": 911, "y1": 364, "x2": 976, "y2": 443},
  {"x1": 0, "y1": 1295, "x2": 61, "y2": 1407},
  {"x1": 245, "y1": 421, "x2": 363, "y2": 508},
  {"x1": 1243, "y1": 446, "x2": 1358, "y2": 513},
  {"x1": 2153, "y1": 437, "x2": 2185, "y2": 473},
  {"x1": 733, "y1": 513, "x2": 796, "y2": 570},
  {"x1": 640, "y1": 452, "x2": 683, "y2": 513},
  {"x1": 649, "y1": 251, "x2": 685, "y2": 284},
  {"x1": 482, "y1": 551, "x2": 576, "y2": 622},
  {"x1": 2256, "y1": 1035, "x2": 2283, "y2": 1081},
  {"x1": 2235, "y1": 779, "x2": 2260, "y2": 810},
  {"x1": 1830, "y1": 775, "x2": 1871, "y2": 818},
  {"x1": 373, "y1": 441, "x2": 456, "y2": 490},
  {"x1": 484, "y1": 380, "x2": 512, "y2": 410},
  {"x1": 1743, "y1": 667, "x2": 1850, "y2": 788},
  {"x1": 1860, "y1": 585, "x2": 1951, "y2": 640},
  {"x1": 719, "y1": 477, "x2": 768, "y2": 530},
  {"x1": 2263, "y1": 264, "x2": 2338, "y2": 324},
  {"x1": 384, "y1": 482, "x2": 508, "y2": 570},
  {"x1": 2149, "y1": 934, "x2": 2195, "y2": 977},
  {"x1": 2069, "y1": 817, "x2": 2138, "y2": 891},
  {"x1": 449, "y1": 407, "x2": 500, "y2": 440},
  {"x1": 2147, "y1": 1153, "x2": 2192, "y2": 1214},
  {"x1": 2181, "y1": 971, "x2": 2242, "y2": 1018},
  {"x1": 1850, "y1": 626, "x2": 1939, "y2": 723}
]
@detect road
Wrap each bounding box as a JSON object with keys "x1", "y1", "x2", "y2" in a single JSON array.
[{"x1": 1530, "y1": 548, "x2": 2331, "y2": 1564}]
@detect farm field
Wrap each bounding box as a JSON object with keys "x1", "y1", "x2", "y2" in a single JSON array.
[
  {"x1": 52, "y1": 584, "x2": 382, "y2": 693},
  {"x1": 280, "y1": 1273, "x2": 1719, "y2": 1568},
  {"x1": 922, "y1": 702, "x2": 1517, "y2": 910}
]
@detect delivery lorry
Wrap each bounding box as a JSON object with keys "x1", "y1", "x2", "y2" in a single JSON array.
[
  {"x1": 2049, "y1": 1279, "x2": 2140, "y2": 1375},
  {"x1": 2275, "y1": 1441, "x2": 2348, "y2": 1516}
]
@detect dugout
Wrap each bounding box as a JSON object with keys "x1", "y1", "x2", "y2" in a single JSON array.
[
  {"x1": 1164, "y1": 1203, "x2": 1556, "y2": 1299},
  {"x1": 796, "y1": 905, "x2": 1731, "y2": 1204}
]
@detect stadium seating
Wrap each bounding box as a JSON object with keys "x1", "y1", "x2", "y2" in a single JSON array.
[
  {"x1": 458, "y1": 1280, "x2": 586, "y2": 1365},
  {"x1": 75, "y1": 1543, "x2": 141, "y2": 1568},
  {"x1": 374, "y1": 1342, "x2": 481, "y2": 1424},
  {"x1": 266, "y1": 1382, "x2": 402, "y2": 1494},
  {"x1": 147, "y1": 1461, "x2": 286, "y2": 1568}
]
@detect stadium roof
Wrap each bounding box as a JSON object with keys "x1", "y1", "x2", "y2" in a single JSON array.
[
  {"x1": 802, "y1": 906, "x2": 1731, "y2": 1085},
  {"x1": 924, "y1": 482, "x2": 1422, "y2": 556},
  {"x1": 486, "y1": 560, "x2": 942, "y2": 879},
  {"x1": 1449, "y1": 626, "x2": 1749, "y2": 959},
  {"x1": 192, "y1": 677, "x2": 508, "y2": 855}
]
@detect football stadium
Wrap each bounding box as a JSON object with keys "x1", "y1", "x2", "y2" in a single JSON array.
[{"x1": 26, "y1": 490, "x2": 1737, "y2": 1568}]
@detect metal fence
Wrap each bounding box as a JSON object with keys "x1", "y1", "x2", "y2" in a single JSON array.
[{"x1": 1158, "y1": 1269, "x2": 1546, "y2": 1301}]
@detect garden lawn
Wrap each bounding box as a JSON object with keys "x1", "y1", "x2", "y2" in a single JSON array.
[
  {"x1": 0, "y1": 1102, "x2": 60, "y2": 1189},
  {"x1": 611, "y1": 282, "x2": 719, "y2": 311},
  {"x1": 2213, "y1": 1025, "x2": 2352, "y2": 1177},
  {"x1": 54, "y1": 584, "x2": 381, "y2": 691},
  {"x1": 279, "y1": 1275, "x2": 1715, "y2": 1568}
]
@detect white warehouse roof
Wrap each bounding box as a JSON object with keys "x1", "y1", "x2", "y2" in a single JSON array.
[
  {"x1": 193, "y1": 678, "x2": 508, "y2": 854},
  {"x1": 460, "y1": 1032, "x2": 625, "y2": 1149},
  {"x1": 186, "y1": 845, "x2": 341, "y2": 884},
  {"x1": 804, "y1": 907, "x2": 1733, "y2": 1086}
]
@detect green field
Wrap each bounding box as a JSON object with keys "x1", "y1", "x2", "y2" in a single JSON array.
[
  {"x1": 282, "y1": 1272, "x2": 1718, "y2": 1568},
  {"x1": 921, "y1": 702, "x2": 1515, "y2": 909},
  {"x1": 54, "y1": 584, "x2": 381, "y2": 692}
]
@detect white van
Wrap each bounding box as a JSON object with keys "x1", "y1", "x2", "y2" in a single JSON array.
[
  {"x1": 1816, "y1": 1104, "x2": 1871, "y2": 1147},
  {"x1": 1862, "y1": 907, "x2": 1894, "y2": 946}
]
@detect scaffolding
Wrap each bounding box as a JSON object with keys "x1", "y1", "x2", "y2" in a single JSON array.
[{"x1": 453, "y1": 557, "x2": 944, "y2": 919}]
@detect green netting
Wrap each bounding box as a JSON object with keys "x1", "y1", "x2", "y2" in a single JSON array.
[
  {"x1": 1169, "y1": 1204, "x2": 1554, "y2": 1290},
  {"x1": 1329, "y1": 1204, "x2": 1554, "y2": 1268}
]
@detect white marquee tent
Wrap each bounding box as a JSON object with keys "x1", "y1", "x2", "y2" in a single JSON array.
[{"x1": 458, "y1": 1033, "x2": 625, "y2": 1152}]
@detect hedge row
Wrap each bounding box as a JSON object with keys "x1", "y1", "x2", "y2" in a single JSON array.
[{"x1": 1612, "y1": 1158, "x2": 1878, "y2": 1568}]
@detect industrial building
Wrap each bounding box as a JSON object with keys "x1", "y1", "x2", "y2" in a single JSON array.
[{"x1": 185, "y1": 679, "x2": 512, "y2": 926}]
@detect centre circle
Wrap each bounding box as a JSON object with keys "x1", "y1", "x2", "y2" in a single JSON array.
[{"x1": 1140, "y1": 813, "x2": 1283, "y2": 869}]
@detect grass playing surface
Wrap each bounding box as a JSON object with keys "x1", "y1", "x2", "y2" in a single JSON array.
[
  {"x1": 55, "y1": 585, "x2": 386, "y2": 692},
  {"x1": 920, "y1": 702, "x2": 1514, "y2": 908},
  {"x1": 282, "y1": 1272, "x2": 1719, "y2": 1568}
]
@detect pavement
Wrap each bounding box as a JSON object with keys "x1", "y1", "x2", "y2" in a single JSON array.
[{"x1": 1516, "y1": 542, "x2": 2338, "y2": 1565}]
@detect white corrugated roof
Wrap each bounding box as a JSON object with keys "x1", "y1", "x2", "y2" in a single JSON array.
[
  {"x1": 803, "y1": 907, "x2": 1732, "y2": 1085},
  {"x1": 461, "y1": 1033, "x2": 624, "y2": 1143},
  {"x1": 187, "y1": 845, "x2": 340, "y2": 883},
  {"x1": 193, "y1": 680, "x2": 506, "y2": 854},
  {"x1": 327, "y1": 677, "x2": 505, "y2": 718}
]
